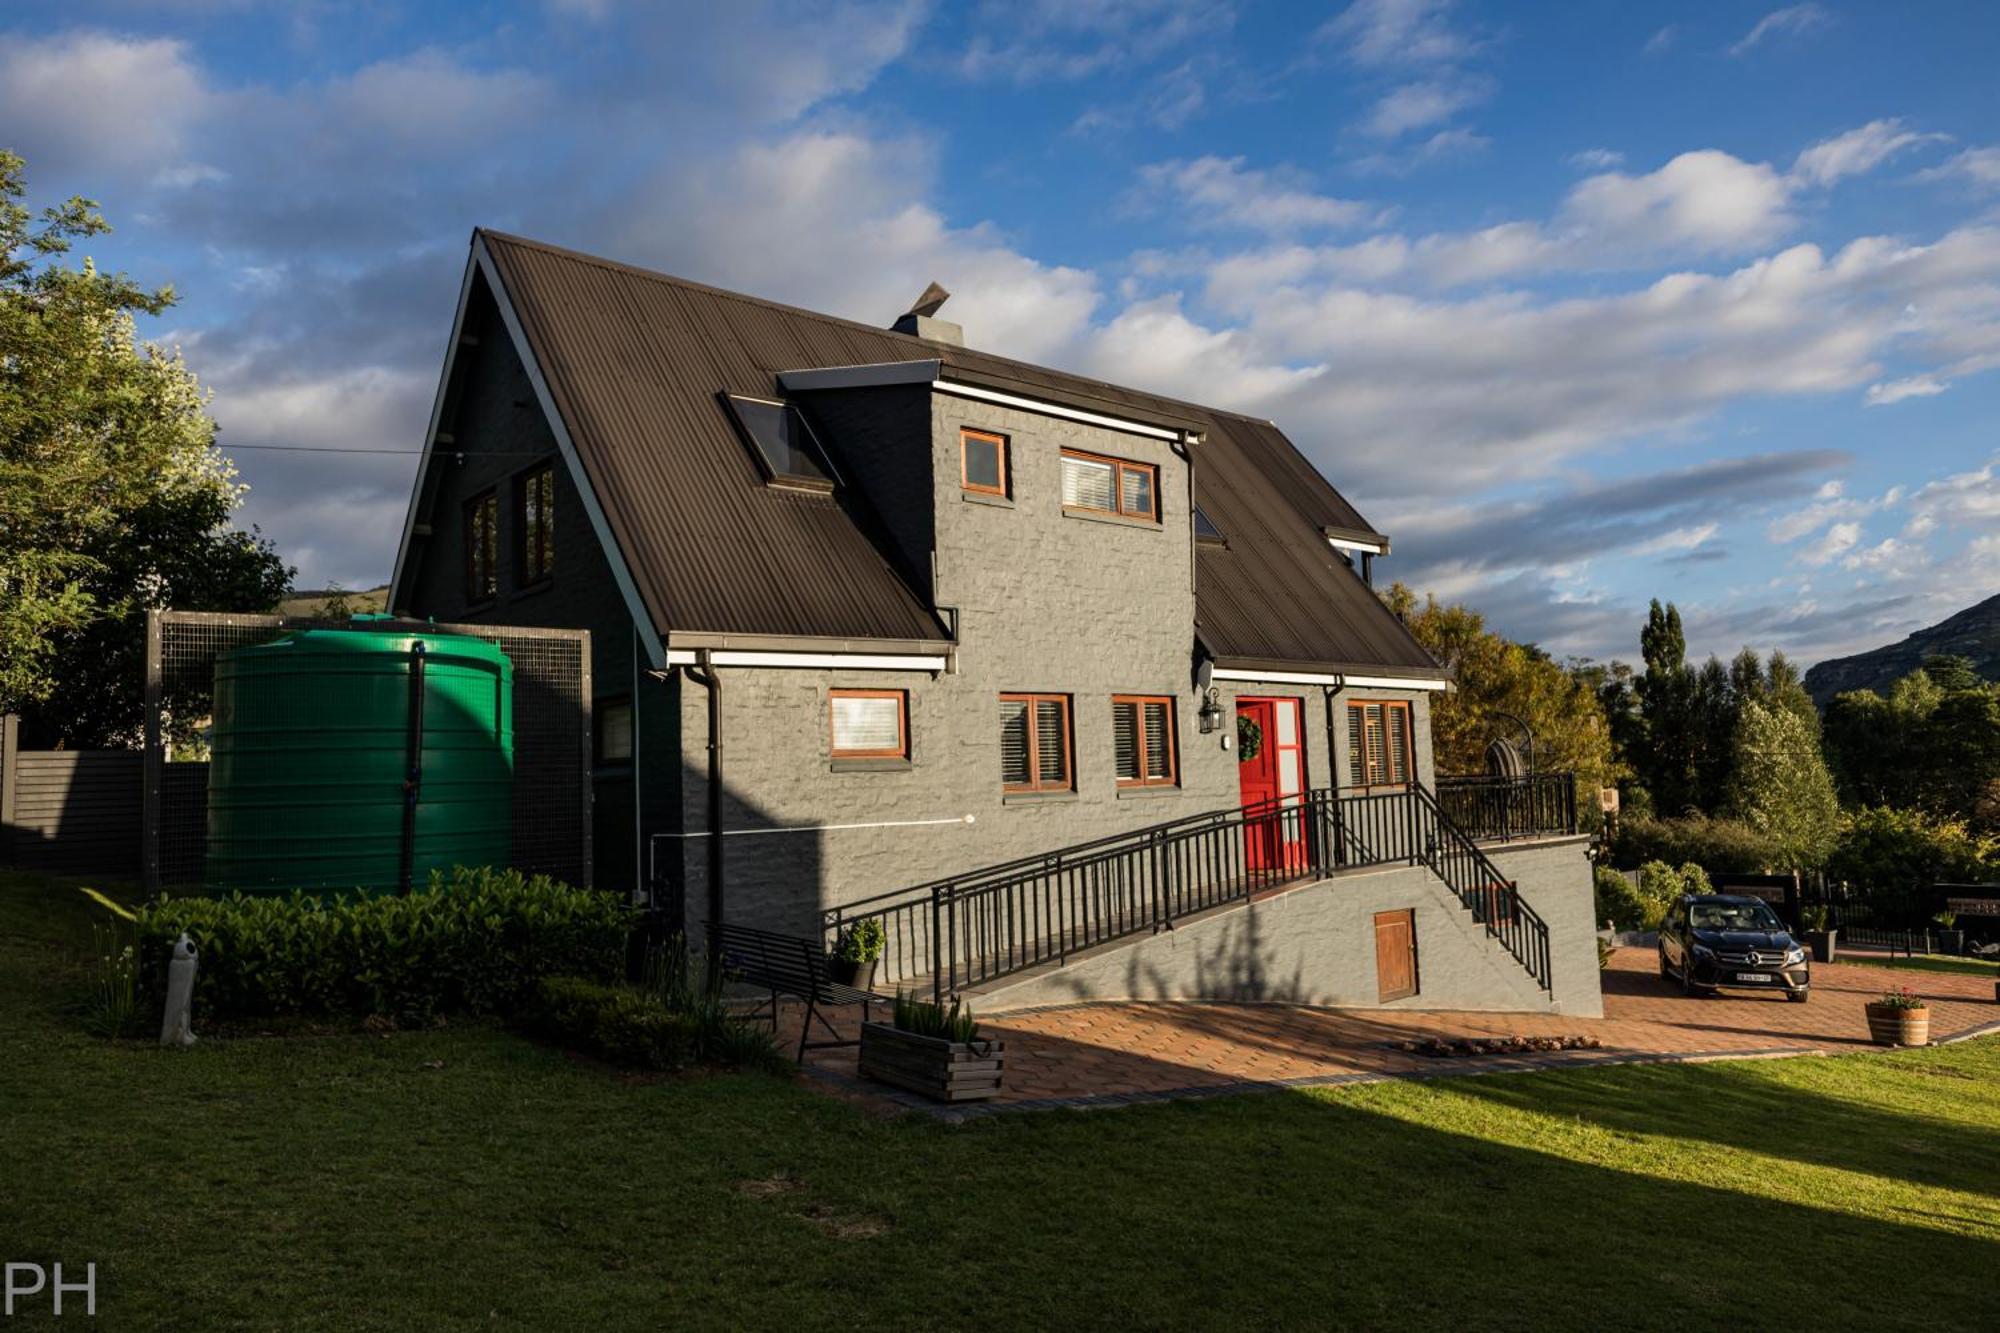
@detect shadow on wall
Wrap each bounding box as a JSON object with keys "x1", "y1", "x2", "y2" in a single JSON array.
[{"x1": 667, "y1": 759, "x2": 826, "y2": 943}]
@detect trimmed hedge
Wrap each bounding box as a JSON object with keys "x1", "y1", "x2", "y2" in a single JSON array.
[
  {"x1": 136, "y1": 867, "x2": 630, "y2": 1024},
  {"x1": 514, "y1": 974, "x2": 784, "y2": 1073}
]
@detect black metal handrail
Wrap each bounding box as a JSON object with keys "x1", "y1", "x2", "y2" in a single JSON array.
[
  {"x1": 824, "y1": 784, "x2": 1554, "y2": 1001},
  {"x1": 1434, "y1": 771, "x2": 1578, "y2": 843}
]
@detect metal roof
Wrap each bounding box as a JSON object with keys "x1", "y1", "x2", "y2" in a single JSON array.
[{"x1": 477, "y1": 230, "x2": 1436, "y2": 675}]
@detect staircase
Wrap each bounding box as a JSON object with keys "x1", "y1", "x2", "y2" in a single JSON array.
[{"x1": 824, "y1": 784, "x2": 1552, "y2": 1004}]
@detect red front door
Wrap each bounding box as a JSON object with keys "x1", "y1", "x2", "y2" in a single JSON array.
[{"x1": 1237, "y1": 697, "x2": 1307, "y2": 874}]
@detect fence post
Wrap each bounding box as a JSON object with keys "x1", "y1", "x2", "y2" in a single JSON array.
[{"x1": 0, "y1": 714, "x2": 17, "y2": 858}]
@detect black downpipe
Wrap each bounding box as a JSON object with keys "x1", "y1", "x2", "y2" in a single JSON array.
[
  {"x1": 1322, "y1": 681, "x2": 1345, "y2": 868},
  {"x1": 682, "y1": 651, "x2": 724, "y2": 989},
  {"x1": 399, "y1": 640, "x2": 429, "y2": 896}
]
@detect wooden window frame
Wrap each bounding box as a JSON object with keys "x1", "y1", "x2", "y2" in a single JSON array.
[
  {"x1": 1112, "y1": 694, "x2": 1178, "y2": 788},
  {"x1": 516, "y1": 462, "x2": 555, "y2": 588},
  {"x1": 960, "y1": 428, "x2": 1010, "y2": 497},
  {"x1": 829, "y1": 688, "x2": 909, "y2": 761},
  {"x1": 1346, "y1": 700, "x2": 1414, "y2": 791},
  {"x1": 463, "y1": 488, "x2": 498, "y2": 606},
  {"x1": 1000, "y1": 692, "x2": 1074, "y2": 793},
  {"x1": 1060, "y1": 447, "x2": 1158, "y2": 522}
]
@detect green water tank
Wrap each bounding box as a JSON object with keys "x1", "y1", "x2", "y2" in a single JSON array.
[{"x1": 205, "y1": 621, "x2": 514, "y2": 894}]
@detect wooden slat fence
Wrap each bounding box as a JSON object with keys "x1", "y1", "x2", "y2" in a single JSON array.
[{"x1": 1, "y1": 716, "x2": 143, "y2": 874}]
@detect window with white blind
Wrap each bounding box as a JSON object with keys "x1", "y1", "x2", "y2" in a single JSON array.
[
  {"x1": 1347, "y1": 701, "x2": 1413, "y2": 789},
  {"x1": 999, "y1": 693, "x2": 1072, "y2": 792},
  {"x1": 830, "y1": 690, "x2": 908, "y2": 761},
  {"x1": 1112, "y1": 695, "x2": 1177, "y2": 787},
  {"x1": 1060, "y1": 449, "x2": 1157, "y2": 521}
]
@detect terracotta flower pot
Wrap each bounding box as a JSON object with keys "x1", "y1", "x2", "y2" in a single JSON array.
[{"x1": 1864, "y1": 1003, "x2": 1929, "y2": 1047}]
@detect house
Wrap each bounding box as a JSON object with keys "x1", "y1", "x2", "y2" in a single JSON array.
[{"x1": 388, "y1": 231, "x2": 1600, "y2": 1016}]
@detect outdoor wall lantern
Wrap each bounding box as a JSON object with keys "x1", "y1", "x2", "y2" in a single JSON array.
[{"x1": 1194, "y1": 657, "x2": 1225, "y2": 734}]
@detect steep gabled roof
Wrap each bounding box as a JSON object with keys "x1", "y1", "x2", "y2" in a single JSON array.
[{"x1": 472, "y1": 229, "x2": 1437, "y2": 677}]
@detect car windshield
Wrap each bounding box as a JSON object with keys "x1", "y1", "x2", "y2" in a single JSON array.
[{"x1": 1690, "y1": 901, "x2": 1783, "y2": 931}]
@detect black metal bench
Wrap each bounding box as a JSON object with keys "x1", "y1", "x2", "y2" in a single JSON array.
[{"x1": 709, "y1": 922, "x2": 888, "y2": 1062}]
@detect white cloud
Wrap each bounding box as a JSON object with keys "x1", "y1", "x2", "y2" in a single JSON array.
[
  {"x1": 956, "y1": 0, "x2": 1230, "y2": 85},
  {"x1": 1137, "y1": 157, "x2": 1381, "y2": 232},
  {"x1": 1864, "y1": 374, "x2": 1948, "y2": 406},
  {"x1": 0, "y1": 32, "x2": 212, "y2": 181},
  {"x1": 1800, "y1": 520, "x2": 1862, "y2": 565},
  {"x1": 1766, "y1": 480, "x2": 1901, "y2": 543},
  {"x1": 1729, "y1": 4, "x2": 1831, "y2": 58},
  {"x1": 1350, "y1": 127, "x2": 1490, "y2": 176},
  {"x1": 1362, "y1": 75, "x2": 1490, "y2": 138},
  {"x1": 1630, "y1": 522, "x2": 1719, "y2": 556},
  {"x1": 1903, "y1": 459, "x2": 2000, "y2": 539},
  {"x1": 1319, "y1": 0, "x2": 1475, "y2": 68},
  {"x1": 1842, "y1": 537, "x2": 1917, "y2": 576},
  {"x1": 1567, "y1": 148, "x2": 1624, "y2": 171},
  {"x1": 1563, "y1": 150, "x2": 1795, "y2": 253},
  {"x1": 1643, "y1": 25, "x2": 1677, "y2": 56},
  {"x1": 1917, "y1": 146, "x2": 2000, "y2": 193},
  {"x1": 1790, "y1": 119, "x2": 1944, "y2": 188}
]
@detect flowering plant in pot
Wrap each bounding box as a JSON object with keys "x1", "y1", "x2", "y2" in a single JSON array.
[
  {"x1": 1864, "y1": 986, "x2": 1929, "y2": 1047},
  {"x1": 830, "y1": 919, "x2": 884, "y2": 991}
]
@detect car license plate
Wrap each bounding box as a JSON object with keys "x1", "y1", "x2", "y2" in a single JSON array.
[{"x1": 1734, "y1": 972, "x2": 1771, "y2": 982}]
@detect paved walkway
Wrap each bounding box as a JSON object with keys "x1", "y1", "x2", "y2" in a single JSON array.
[{"x1": 792, "y1": 949, "x2": 2000, "y2": 1117}]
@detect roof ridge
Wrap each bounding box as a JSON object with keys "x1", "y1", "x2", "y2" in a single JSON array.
[{"x1": 475, "y1": 227, "x2": 1280, "y2": 430}]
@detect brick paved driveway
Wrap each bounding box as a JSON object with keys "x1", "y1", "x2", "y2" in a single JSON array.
[{"x1": 794, "y1": 948, "x2": 1999, "y2": 1113}]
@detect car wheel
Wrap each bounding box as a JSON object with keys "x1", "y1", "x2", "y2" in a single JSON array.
[
  {"x1": 1680, "y1": 959, "x2": 1701, "y2": 997},
  {"x1": 1658, "y1": 947, "x2": 1671, "y2": 980}
]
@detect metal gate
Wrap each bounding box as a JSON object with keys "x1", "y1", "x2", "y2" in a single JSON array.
[{"x1": 142, "y1": 610, "x2": 591, "y2": 893}]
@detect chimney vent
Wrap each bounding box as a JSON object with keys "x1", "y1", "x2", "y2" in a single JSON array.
[{"x1": 891, "y1": 281, "x2": 962, "y2": 345}]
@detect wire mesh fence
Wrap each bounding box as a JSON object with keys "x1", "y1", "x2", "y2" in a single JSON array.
[{"x1": 143, "y1": 611, "x2": 591, "y2": 893}]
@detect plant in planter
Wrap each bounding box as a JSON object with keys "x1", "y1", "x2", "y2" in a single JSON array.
[
  {"x1": 1931, "y1": 910, "x2": 1965, "y2": 957},
  {"x1": 857, "y1": 990, "x2": 1004, "y2": 1102},
  {"x1": 831, "y1": 918, "x2": 885, "y2": 991},
  {"x1": 1800, "y1": 903, "x2": 1838, "y2": 964},
  {"x1": 1864, "y1": 985, "x2": 1930, "y2": 1047}
]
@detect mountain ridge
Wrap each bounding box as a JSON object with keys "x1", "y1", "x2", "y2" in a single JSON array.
[{"x1": 1803, "y1": 592, "x2": 2000, "y2": 703}]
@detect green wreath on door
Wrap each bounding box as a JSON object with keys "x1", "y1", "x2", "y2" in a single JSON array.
[{"x1": 1237, "y1": 712, "x2": 1263, "y2": 763}]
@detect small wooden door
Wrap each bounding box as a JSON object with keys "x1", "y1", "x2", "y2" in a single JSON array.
[
  {"x1": 1374, "y1": 909, "x2": 1418, "y2": 1002},
  {"x1": 1237, "y1": 697, "x2": 1306, "y2": 874}
]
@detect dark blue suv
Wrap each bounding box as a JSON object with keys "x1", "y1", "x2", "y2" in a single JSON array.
[{"x1": 1658, "y1": 894, "x2": 1810, "y2": 1002}]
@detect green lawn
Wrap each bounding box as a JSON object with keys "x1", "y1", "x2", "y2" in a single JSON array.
[
  {"x1": 1848, "y1": 951, "x2": 2000, "y2": 979},
  {"x1": 5, "y1": 868, "x2": 1998, "y2": 1331}
]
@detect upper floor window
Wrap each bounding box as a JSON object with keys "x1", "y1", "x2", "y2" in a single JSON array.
[
  {"x1": 1061, "y1": 449, "x2": 1156, "y2": 521},
  {"x1": 518, "y1": 463, "x2": 554, "y2": 585},
  {"x1": 1113, "y1": 695, "x2": 1177, "y2": 787},
  {"x1": 722, "y1": 393, "x2": 836, "y2": 491},
  {"x1": 961, "y1": 428, "x2": 1009, "y2": 497},
  {"x1": 1193, "y1": 505, "x2": 1226, "y2": 544},
  {"x1": 999, "y1": 693, "x2": 1072, "y2": 793},
  {"x1": 830, "y1": 689, "x2": 908, "y2": 761},
  {"x1": 1347, "y1": 701, "x2": 1413, "y2": 789},
  {"x1": 464, "y1": 489, "x2": 497, "y2": 604}
]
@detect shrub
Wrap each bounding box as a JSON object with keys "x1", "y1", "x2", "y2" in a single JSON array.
[
  {"x1": 1632, "y1": 860, "x2": 1712, "y2": 930},
  {"x1": 1826, "y1": 806, "x2": 1997, "y2": 896},
  {"x1": 1610, "y1": 813, "x2": 1778, "y2": 874},
  {"x1": 518, "y1": 967, "x2": 784, "y2": 1073},
  {"x1": 134, "y1": 867, "x2": 631, "y2": 1024},
  {"x1": 1593, "y1": 866, "x2": 1650, "y2": 932},
  {"x1": 892, "y1": 990, "x2": 979, "y2": 1042},
  {"x1": 836, "y1": 918, "x2": 885, "y2": 964}
]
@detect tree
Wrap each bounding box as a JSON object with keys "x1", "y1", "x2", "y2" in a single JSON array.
[
  {"x1": 1381, "y1": 584, "x2": 1621, "y2": 804},
  {"x1": 0, "y1": 152, "x2": 290, "y2": 744},
  {"x1": 1822, "y1": 664, "x2": 2000, "y2": 830},
  {"x1": 1634, "y1": 600, "x2": 1699, "y2": 814},
  {"x1": 1725, "y1": 698, "x2": 1839, "y2": 869}
]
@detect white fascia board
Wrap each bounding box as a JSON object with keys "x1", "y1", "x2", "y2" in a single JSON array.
[
  {"x1": 388, "y1": 254, "x2": 480, "y2": 606},
  {"x1": 473, "y1": 235, "x2": 667, "y2": 671},
  {"x1": 1214, "y1": 667, "x2": 1449, "y2": 691},
  {"x1": 662, "y1": 650, "x2": 948, "y2": 671},
  {"x1": 777, "y1": 361, "x2": 941, "y2": 392},
  {"x1": 934, "y1": 379, "x2": 1184, "y2": 442},
  {"x1": 1326, "y1": 535, "x2": 1388, "y2": 556}
]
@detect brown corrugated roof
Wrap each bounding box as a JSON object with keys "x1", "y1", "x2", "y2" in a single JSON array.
[{"x1": 478, "y1": 229, "x2": 1435, "y2": 675}]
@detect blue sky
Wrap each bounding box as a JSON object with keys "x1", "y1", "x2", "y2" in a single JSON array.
[{"x1": 6, "y1": 1, "x2": 1998, "y2": 669}]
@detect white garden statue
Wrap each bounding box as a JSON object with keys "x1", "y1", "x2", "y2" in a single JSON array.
[{"x1": 159, "y1": 932, "x2": 198, "y2": 1047}]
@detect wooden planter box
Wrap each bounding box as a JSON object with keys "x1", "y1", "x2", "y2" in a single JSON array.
[
  {"x1": 859, "y1": 1022, "x2": 1004, "y2": 1103},
  {"x1": 1864, "y1": 1003, "x2": 1929, "y2": 1048}
]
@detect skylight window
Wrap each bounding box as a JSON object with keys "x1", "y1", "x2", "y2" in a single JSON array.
[
  {"x1": 722, "y1": 394, "x2": 836, "y2": 491},
  {"x1": 1193, "y1": 505, "x2": 1225, "y2": 543}
]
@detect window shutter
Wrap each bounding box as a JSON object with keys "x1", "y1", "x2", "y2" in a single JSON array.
[
  {"x1": 1113, "y1": 701, "x2": 1140, "y2": 781},
  {"x1": 1347, "y1": 706, "x2": 1365, "y2": 786},
  {"x1": 832, "y1": 694, "x2": 902, "y2": 755},
  {"x1": 1035, "y1": 699, "x2": 1068, "y2": 785},
  {"x1": 1061, "y1": 455, "x2": 1115, "y2": 510},
  {"x1": 999, "y1": 699, "x2": 1031, "y2": 787},
  {"x1": 1143, "y1": 701, "x2": 1172, "y2": 780},
  {"x1": 1387, "y1": 708, "x2": 1410, "y2": 784}
]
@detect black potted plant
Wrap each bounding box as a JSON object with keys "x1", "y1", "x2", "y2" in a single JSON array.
[
  {"x1": 830, "y1": 918, "x2": 885, "y2": 991},
  {"x1": 859, "y1": 990, "x2": 1004, "y2": 1102},
  {"x1": 1800, "y1": 903, "x2": 1838, "y2": 964},
  {"x1": 1931, "y1": 910, "x2": 1965, "y2": 957}
]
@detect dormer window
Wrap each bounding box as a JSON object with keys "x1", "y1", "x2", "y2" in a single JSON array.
[
  {"x1": 722, "y1": 394, "x2": 836, "y2": 491},
  {"x1": 1194, "y1": 505, "x2": 1225, "y2": 544}
]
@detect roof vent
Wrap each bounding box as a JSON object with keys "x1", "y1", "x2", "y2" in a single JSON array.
[{"x1": 891, "y1": 281, "x2": 963, "y2": 346}]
